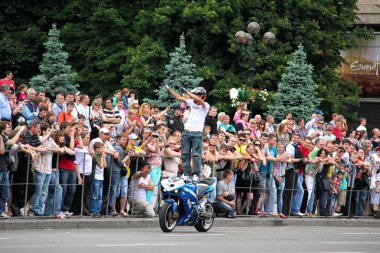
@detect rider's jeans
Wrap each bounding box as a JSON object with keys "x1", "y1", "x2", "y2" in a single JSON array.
[{"x1": 181, "y1": 130, "x2": 203, "y2": 176}]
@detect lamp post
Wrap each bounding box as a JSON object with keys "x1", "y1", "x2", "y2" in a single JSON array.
[{"x1": 235, "y1": 22, "x2": 276, "y2": 89}]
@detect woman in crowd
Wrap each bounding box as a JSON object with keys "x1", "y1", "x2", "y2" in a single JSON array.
[
  {"x1": 162, "y1": 136, "x2": 181, "y2": 178},
  {"x1": 90, "y1": 100, "x2": 106, "y2": 139},
  {"x1": 273, "y1": 142, "x2": 288, "y2": 218},
  {"x1": 219, "y1": 114, "x2": 236, "y2": 139},
  {"x1": 276, "y1": 122, "x2": 290, "y2": 146},
  {"x1": 139, "y1": 102, "x2": 156, "y2": 129}
]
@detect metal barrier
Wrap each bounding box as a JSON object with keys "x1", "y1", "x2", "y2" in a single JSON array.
[{"x1": 0, "y1": 150, "x2": 378, "y2": 219}]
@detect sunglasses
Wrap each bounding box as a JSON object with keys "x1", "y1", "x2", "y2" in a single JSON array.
[
  {"x1": 168, "y1": 143, "x2": 176, "y2": 145},
  {"x1": 209, "y1": 144, "x2": 216, "y2": 147},
  {"x1": 254, "y1": 143, "x2": 260, "y2": 146},
  {"x1": 239, "y1": 138, "x2": 245, "y2": 141}
]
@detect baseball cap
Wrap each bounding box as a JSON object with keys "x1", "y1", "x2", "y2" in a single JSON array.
[
  {"x1": 75, "y1": 91, "x2": 83, "y2": 96},
  {"x1": 99, "y1": 128, "x2": 110, "y2": 134},
  {"x1": 128, "y1": 133, "x2": 139, "y2": 140}
]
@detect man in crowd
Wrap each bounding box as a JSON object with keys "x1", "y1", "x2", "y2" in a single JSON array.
[
  {"x1": 128, "y1": 160, "x2": 155, "y2": 218},
  {"x1": 0, "y1": 86, "x2": 12, "y2": 122},
  {"x1": 52, "y1": 93, "x2": 66, "y2": 121},
  {"x1": 167, "y1": 105, "x2": 184, "y2": 133},
  {"x1": 22, "y1": 88, "x2": 39, "y2": 124},
  {"x1": 0, "y1": 71, "x2": 16, "y2": 91},
  {"x1": 205, "y1": 106, "x2": 218, "y2": 135},
  {"x1": 214, "y1": 169, "x2": 236, "y2": 218}
]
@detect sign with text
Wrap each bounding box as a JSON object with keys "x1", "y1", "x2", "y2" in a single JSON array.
[{"x1": 339, "y1": 35, "x2": 380, "y2": 95}]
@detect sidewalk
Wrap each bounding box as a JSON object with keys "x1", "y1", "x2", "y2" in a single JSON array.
[{"x1": 1, "y1": 216, "x2": 380, "y2": 230}]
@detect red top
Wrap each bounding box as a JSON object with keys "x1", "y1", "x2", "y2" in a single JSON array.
[
  {"x1": 0, "y1": 79, "x2": 15, "y2": 90},
  {"x1": 17, "y1": 92, "x2": 27, "y2": 101},
  {"x1": 58, "y1": 138, "x2": 79, "y2": 170},
  {"x1": 332, "y1": 127, "x2": 342, "y2": 140},
  {"x1": 298, "y1": 144, "x2": 311, "y2": 174}
]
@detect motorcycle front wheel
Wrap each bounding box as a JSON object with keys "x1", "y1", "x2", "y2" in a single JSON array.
[
  {"x1": 159, "y1": 202, "x2": 177, "y2": 233},
  {"x1": 195, "y1": 202, "x2": 214, "y2": 232}
]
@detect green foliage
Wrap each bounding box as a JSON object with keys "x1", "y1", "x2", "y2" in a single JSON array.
[
  {"x1": 267, "y1": 44, "x2": 321, "y2": 121},
  {"x1": 29, "y1": 24, "x2": 77, "y2": 96},
  {"x1": 0, "y1": 0, "x2": 373, "y2": 117},
  {"x1": 121, "y1": 36, "x2": 168, "y2": 100},
  {"x1": 144, "y1": 34, "x2": 203, "y2": 109}
]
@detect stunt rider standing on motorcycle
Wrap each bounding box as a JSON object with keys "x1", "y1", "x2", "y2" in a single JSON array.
[{"x1": 164, "y1": 84, "x2": 210, "y2": 178}]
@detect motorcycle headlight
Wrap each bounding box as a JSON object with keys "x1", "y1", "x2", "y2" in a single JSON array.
[
  {"x1": 163, "y1": 189, "x2": 167, "y2": 192},
  {"x1": 174, "y1": 189, "x2": 179, "y2": 194}
]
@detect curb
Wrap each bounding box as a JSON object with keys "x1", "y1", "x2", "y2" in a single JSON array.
[{"x1": 1, "y1": 217, "x2": 380, "y2": 230}]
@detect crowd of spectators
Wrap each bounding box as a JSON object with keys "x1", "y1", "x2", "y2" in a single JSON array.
[{"x1": 0, "y1": 71, "x2": 379, "y2": 220}]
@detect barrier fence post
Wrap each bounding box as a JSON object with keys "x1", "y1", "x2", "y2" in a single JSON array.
[
  {"x1": 80, "y1": 153, "x2": 86, "y2": 217},
  {"x1": 52, "y1": 154, "x2": 59, "y2": 217},
  {"x1": 23, "y1": 154, "x2": 31, "y2": 217}
]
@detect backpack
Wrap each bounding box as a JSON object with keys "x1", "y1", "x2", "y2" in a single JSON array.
[{"x1": 292, "y1": 143, "x2": 305, "y2": 170}]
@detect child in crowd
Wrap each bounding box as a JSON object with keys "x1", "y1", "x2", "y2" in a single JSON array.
[
  {"x1": 90, "y1": 142, "x2": 107, "y2": 218},
  {"x1": 233, "y1": 102, "x2": 247, "y2": 124},
  {"x1": 331, "y1": 170, "x2": 345, "y2": 216}
]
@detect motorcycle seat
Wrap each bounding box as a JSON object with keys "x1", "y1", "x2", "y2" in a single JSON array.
[
  {"x1": 197, "y1": 184, "x2": 210, "y2": 196},
  {"x1": 199, "y1": 178, "x2": 215, "y2": 186}
]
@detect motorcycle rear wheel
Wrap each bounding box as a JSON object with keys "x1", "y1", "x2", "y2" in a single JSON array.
[
  {"x1": 195, "y1": 202, "x2": 214, "y2": 232},
  {"x1": 159, "y1": 202, "x2": 177, "y2": 233}
]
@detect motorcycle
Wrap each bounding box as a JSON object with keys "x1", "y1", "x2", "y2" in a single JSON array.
[{"x1": 159, "y1": 176, "x2": 216, "y2": 233}]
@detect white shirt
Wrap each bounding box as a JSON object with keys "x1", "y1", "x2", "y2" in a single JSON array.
[
  {"x1": 116, "y1": 107, "x2": 126, "y2": 134},
  {"x1": 77, "y1": 104, "x2": 91, "y2": 130},
  {"x1": 356, "y1": 125, "x2": 367, "y2": 132},
  {"x1": 74, "y1": 147, "x2": 92, "y2": 176},
  {"x1": 128, "y1": 173, "x2": 150, "y2": 200},
  {"x1": 94, "y1": 163, "x2": 104, "y2": 180},
  {"x1": 89, "y1": 137, "x2": 115, "y2": 154},
  {"x1": 184, "y1": 99, "x2": 210, "y2": 132}
]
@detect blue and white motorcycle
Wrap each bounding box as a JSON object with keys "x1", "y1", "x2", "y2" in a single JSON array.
[{"x1": 159, "y1": 176, "x2": 216, "y2": 233}]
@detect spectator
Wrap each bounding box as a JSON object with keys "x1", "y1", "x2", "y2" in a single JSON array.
[
  {"x1": 0, "y1": 122, "x2": 11, "y2": 218},
  {"x1": 0, "y1": 71, "x2": 16, "y2": 91},
  {"x1": 282, "y1": 133, "x2": 303, "y2": 216},
  {"x1": 31, "y1": 123, "x2": 63, "y2": 216},
  {"x1": 162, "y1": 137, "x2": 181, "y2": 178},
  {"x1": 71, "y1": 132, "x2": 92, "y2": 216},
  {"x1": 273, "y1": 142, "x2": 288, "y2": 218},
  {"x1": 214, "y1": 169, "x2": 236, "y2": 218},
  {"x1": 0, "y1": 86, "x2": 12, "y2": 122},
  {"x1": 205, "y1": 106, "x2": 218, "y2": 135},
  {"x1": 370, "y1": 128, "x2": 380, "y2": 149},
  {"x1": 323, "y1": 125, "x2": 336, "y2": 142},
  {"x1": 77, "y1": 94, "x2": 91, "y2": 131},
  {"x1": 293, "y1": 117, "x2": 307, "y2": 140},
  {"x1": 128, "y1": 159, "x2": 155, "y2": 218},
  {"x1": 332, "y1": 120, "x2": 343, "y2": 141},
  {"x1": 167, "y1": 105, "x2": 184, "y2": 133},
  {"x1": 90, "y1": 142, "x2": 107, "y2": 218},
  {"x1": 219, "y1": 114, "x2": 237, "y2": 139},
  {"x1": 356, "y1": 118, "x2": 367, "y2": 133},
  {"x1": 115, "y1": 99, "x2": 126, "y2": 135},
  {"x1": 139, "y1": 103, "x2": 155, "y2": 129},
  {"x1": 265, "y1": 115, "x2": 275, "y2": 134},
  {"x1": 112, "y1": 90, "x2": 122, "y2": 108},
  {"x1": 107, "y1": 134, "x2": 128, "y2": 216},
  {"x1": 276, "y1": 122, "x2": 290, "y2": 146},
  {"x1": 233, "y1": 102, "x2": 247, "y2": 124}
]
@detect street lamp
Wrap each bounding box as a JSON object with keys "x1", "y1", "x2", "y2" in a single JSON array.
[{"x1": 235, "y1": 22, "x2": 276, "y2": 88}]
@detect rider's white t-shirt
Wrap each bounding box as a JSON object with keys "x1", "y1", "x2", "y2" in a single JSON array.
[{"x1": 184, "y1": 99, "x2": 210, "y2": 132}]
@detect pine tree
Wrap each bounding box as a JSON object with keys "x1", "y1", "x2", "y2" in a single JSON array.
[
  {"x1": 145, "y1": 34, "x2": 203, "y2": 109},
  {"x1": 30, "y1": 24, "x2": 77, "y2": 96},
  {"x1": 267, "y1": 44, "x2": 321, "y2": 121}
]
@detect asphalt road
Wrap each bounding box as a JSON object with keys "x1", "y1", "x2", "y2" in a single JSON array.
[{"x1": 1, "y1": 226, "x2": 379, "y2": 253}]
